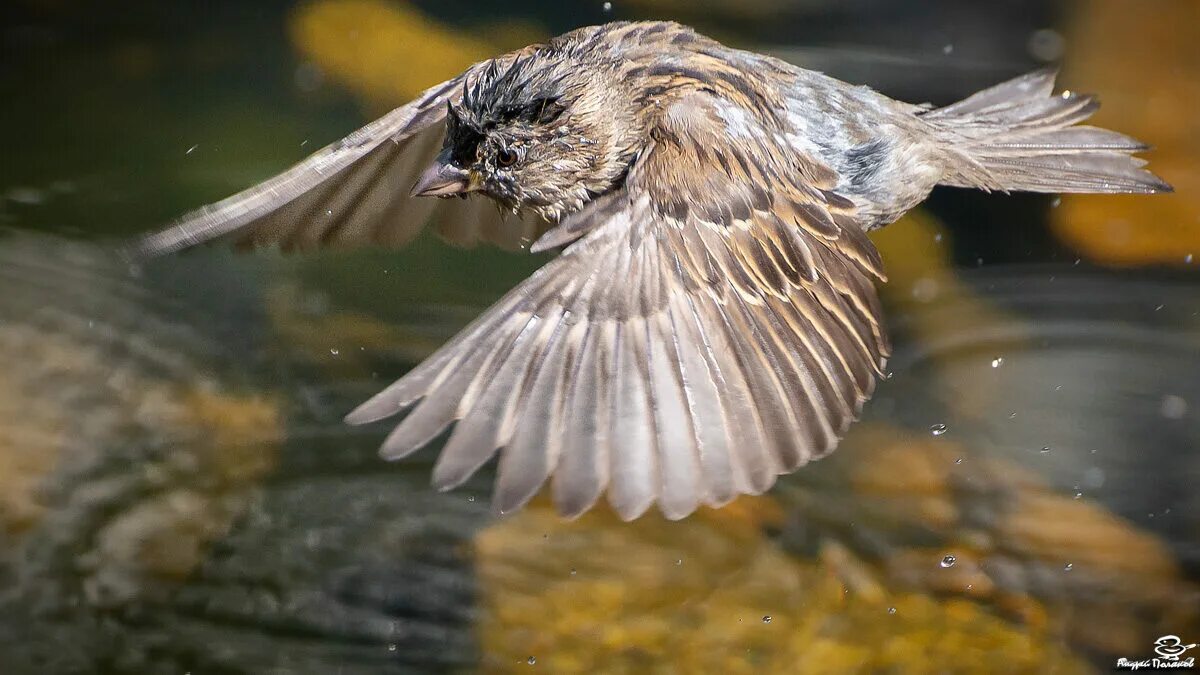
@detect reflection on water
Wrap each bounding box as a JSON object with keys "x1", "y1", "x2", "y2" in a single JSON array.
[{"x1": 1, "y1": 0, "x2": 1198, "y2": 673}]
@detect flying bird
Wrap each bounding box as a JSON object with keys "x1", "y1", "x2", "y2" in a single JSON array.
[{"x1": 135, "y1": 21, "x2": 1171, "y2": 521}]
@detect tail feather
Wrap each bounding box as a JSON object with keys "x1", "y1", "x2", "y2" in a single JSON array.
[
  {"x1": 993, "y1": 94, "x2": 1099, "y2": 129},
  {"x1": 928, "y1": 69, "x2": 1172, "y2": 195},
  {"x1": 986, "y1": 126, "x2": 1148, "y2": 153},
  {"x1": 928, "y1": 67, "x2": 1058, "y2": 118}
]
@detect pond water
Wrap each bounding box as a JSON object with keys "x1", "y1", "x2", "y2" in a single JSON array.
[{"x1": 1, "y1": 1, "x2": 1197, "y2": 673}]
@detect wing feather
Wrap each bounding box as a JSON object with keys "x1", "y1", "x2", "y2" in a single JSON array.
[
  {"x1": 134, "y1": 56, "x2": 548, "y2": 257},
  {"x1": 646, "y1": 309, "x2": 704, "y2": 519},
  {"x1": 552, "y1": 319, "x2": 611, "y2": 517},
  {"x1": 666, "y1": 292, "x2": 742, "y2": 505},
  {"x1": 495, "y1": 313, "x2": 578, "y2": 514},
  {"x1": 678, "y1": 287, "x2": 776, "y2": 496},
  {"x1": 379, "y1": 324, "x2": 509, "y2": 458},
  {"x1": 606, "y1": 317, "x2": 659, "y2": 520},
  {"x1": 430, "y1": 312, "x2": 541, "y2": 490}
]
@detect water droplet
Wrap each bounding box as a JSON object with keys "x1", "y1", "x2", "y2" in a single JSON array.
[
  {"x1": 329, "y1": 348, "x2": 340, "y2": 356},
  {"x1": 527, "y1": 656, "x2": 537, "y2": 665},
  {"x1": 1061, "y1": 90, "x2": 1074, "y2": 99},
  {"x1": 940, "y1": 554, "x2": 956, "y2": 568},
  {"x1": 602, "y1": 1, "x2": 612, "y2": 11},
  {"x1": 1008, "y1": 412, "x2": 1018, "y2": 419},
  {"x1": 1063, "y1": 563, "x2": 1073, "y2": 572},
  {"x1": 467, "y1": 495, "x2": 475, "y2": 502},
  {"x1": 1161, "y1": 394, "x2": 1188, "y2": 420},
  {"x1": 675, "y1": 559, "x2": 683, "y2": 566},
  {"x1": 1040, "y1": 446, "x2": 1051, "y2": 453},
  {"x1": 911, "y1": 277, "x2": 939, "y2": 302},
  {"x1": 954, "y1": 458, "x2": 963, "y2": 465},
  {"x1": 5, "y1": 186, "x2": 46, "y2": 205},
  {"x1": 762, "y1": 615, "x2": 772, "y2": 624},
  {"x1": 1051, "y1": 197, "x2": 1062, "y2": 208},
  {"x1": 387, "y1": 644, "x2": 397, "y2": 652},
  {"x1": 295, "y1": 60, "x2": 325, "y2": 92},
  {"x1": 1027, "y1": 28, "x2": 1065, "y2": 61},
  {"x1": 1186, "y1": 254, "x2": 1194, "y2": 264},
  {"x1": 934, "y1": 233, "x2": 943, "y2": 243},
  {"x1": 185, "y1": 144, "x2": 199, "y2": 155},
  {"x1": 991, "y1": 357, "x2": 1004, "y2": 368},
  {"x1": 1073, "y1": 491, "x2": 1082, "y2": 500},
  {"x1": 570, "y1": 568, "x2": 577, "y2": 576},
  {"x1": 929, "y1": 423, "x2": 948, "y2": 436},
  {"x1": 887, "y1": 607, "x2": 897, "y2": 615},
  {"x1": 942, "y1": 43, "x2": 954, "y2": 55}
]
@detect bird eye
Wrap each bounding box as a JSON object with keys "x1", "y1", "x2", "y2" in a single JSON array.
[{"x1": 496, "y1": 146, "x2": 520, "y2": 167}]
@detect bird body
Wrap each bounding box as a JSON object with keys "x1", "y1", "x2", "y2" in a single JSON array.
[{"x1": 136, "y1": 21, "x2": 1170, "y2": 521}]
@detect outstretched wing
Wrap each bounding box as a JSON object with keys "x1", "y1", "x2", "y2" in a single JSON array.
[
  {"x1": 134, "y1": 57, "x2": 546, "y2": 256},
  {"x1": 346, "y1": 89, "x2": 890, "y2": 521}
]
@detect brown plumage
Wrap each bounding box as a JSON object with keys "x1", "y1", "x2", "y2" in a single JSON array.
[{"x1": 134, "y1": 21, "x2": 1171, "y2": 521}]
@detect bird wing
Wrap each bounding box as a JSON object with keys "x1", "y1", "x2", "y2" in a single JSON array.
[
  {"x1": 345, "y1": 89, "x2": 890, "y2": 521},
  {"x1": 133, "y1": 57, "x2": 547, "y2": 256}
]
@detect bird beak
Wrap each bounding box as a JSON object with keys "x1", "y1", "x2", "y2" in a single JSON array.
[{"x1": 411, "y1": 150, "x2": 472, "y2": 198}]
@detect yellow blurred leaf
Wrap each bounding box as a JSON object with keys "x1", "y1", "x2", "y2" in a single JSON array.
[
  {"x1": 289, "y1": 0, "x2": 544, "y2": 109},
  {"x1": 1053, "y1": 0, "x2": 1200, "y2": 266}
]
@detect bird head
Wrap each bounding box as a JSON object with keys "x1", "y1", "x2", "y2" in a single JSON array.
[{"x1": 412, "y1": 51, "x2": 642, "y2": 222}]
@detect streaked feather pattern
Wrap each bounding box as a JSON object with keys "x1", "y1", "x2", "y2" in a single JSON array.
[
  {"x1": 132, "y1": 20, "x2": 1169, "y2": 521},
  {"x1": 346, "y1": 88, "x2": 889, "y2": 520}
]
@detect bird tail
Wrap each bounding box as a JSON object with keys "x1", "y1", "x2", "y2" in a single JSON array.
[{"x1": 925, "y1": 68, "x2": 1172, "y2": 194}]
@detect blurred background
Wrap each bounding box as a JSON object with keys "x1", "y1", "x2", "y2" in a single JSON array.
[{"x1": 0, "y1": 1, "x2": 1197, "y2": 673}]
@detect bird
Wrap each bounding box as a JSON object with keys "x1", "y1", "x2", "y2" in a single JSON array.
[
  {"x1": 134, "y1": 20, "x2": 1171, "y2": 522},
  {"x1": 1154, "y1": 636, "x2": 1198, "y2": 661}
]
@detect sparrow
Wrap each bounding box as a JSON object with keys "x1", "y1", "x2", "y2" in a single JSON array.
[{"x1": 135, "y1": 21, "x2": 1171, "y2": 521}]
